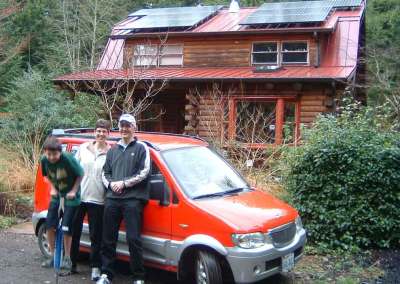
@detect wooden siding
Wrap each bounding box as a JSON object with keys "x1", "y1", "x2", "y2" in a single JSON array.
[
  {"x1": 299, "y1": 91, "x2": 331, "y2": 125},
  {"x1": 182, "y1": 82, "x2": 338, "y2": 143},
  {"x1": 124, "y1": 34, "x2": 317, "y2": 68},
  {"x1": 184, "y1": 39, "x2": 251, "y2": 67}
]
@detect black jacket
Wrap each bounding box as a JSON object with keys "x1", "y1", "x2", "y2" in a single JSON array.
[{"x1": 102, "y1": 137, "x2": 151, "y2": 201}]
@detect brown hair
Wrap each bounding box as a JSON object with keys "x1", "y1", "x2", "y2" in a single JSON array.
[
  {"x1": 95, "y1": 119, "x2": 111, "y2": 131},
  {"x1": 43, "y1": 136, "x2": 62, "y2": 152}
]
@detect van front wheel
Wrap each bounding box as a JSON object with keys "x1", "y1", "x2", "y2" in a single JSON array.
[
  {"x1": 196, "y1": 250, "x2": 223, "y2": 284},
  {"x1": 38, "y1": 222, "x2": 52, "y2": 259}
]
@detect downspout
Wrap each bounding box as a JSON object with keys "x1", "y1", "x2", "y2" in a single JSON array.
[
  {"x1": 331, "y1": 81, "x2": 337, "y2": 113},
  {"x1": 313, "y1": 31, "x2": 320, "y2": 67}
]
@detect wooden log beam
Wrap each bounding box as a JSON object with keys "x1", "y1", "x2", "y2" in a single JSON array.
[{"x1": 275, "y1": 98, "x2": 285, "y2": 145}]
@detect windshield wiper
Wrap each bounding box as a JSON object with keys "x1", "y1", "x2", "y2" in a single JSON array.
[
  {"x1": 193, "y1": 187, "x2": 250, "y2": 200},
  {"x1": 222, "y1": 187, "x2": 248, "y2": 195},
  {"x1": 193, "y1": 192, "x2": 225, "y2": 200}
]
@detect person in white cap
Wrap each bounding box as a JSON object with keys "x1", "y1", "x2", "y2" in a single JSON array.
[{"x1": 97, "y1": 114, "x2": 151, "y2": 284}]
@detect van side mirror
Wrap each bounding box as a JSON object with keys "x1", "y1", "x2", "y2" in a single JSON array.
[{"x1": 149, "y1": 174, "x2": 170, "y2": 206}]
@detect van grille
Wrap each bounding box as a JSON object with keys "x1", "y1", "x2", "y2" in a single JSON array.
[{"x1": 268, "y1": 222, "x2": 296, "y2": 247}]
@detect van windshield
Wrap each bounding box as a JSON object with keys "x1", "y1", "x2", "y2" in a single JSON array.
[{"x1": 162, "y1": 146, "x2": 250, "y2": 199}]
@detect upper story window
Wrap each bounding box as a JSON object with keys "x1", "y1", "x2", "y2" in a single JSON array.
[
  {"x1": 133, "y1": 44, "x2": 183, "y2": 67},
  {"x1": 252, "y1": 42, "x2": 278, "y2": 65},
  {"x1": 133, "y1": 44, "x2": 158, "y2": 66},
  {"x1": 251, "y1": 41, "x2": 308, "y2": 66},
  {"x1": 281, "y1": 42, "x2": 308, "y2": 64},
  {"x1": 160, "y1": 45, "x2": 183, "y2": 66}
]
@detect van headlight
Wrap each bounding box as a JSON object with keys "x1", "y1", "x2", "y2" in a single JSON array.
[
  {"x1": 232, "y1": 232, "x2": 267, "y2": 249},
  {"x1": 295, "y1": 216, "x2": 303, "y2": 232}
]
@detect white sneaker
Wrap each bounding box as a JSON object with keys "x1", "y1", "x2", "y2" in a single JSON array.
[
  {"x1": 96, "y1": 274, "x2": 111, "y2": 284},
  {"x1": 91, "y1": 267, "x2": 101, "y2": 281},
  {"x1": 133, "y1": 281, "x2": 144, "y2": 284}
]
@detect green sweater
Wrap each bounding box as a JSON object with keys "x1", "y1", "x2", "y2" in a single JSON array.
[{"x1": 41, "y1": 152, "x2": 84, "y2": 206}]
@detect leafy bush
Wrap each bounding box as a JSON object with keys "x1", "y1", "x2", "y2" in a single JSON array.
[
  {"x1": 283, "y1": 105, "x2": 400, "y2": 250},
  {"x1": 0, "y1": 70, "x2": 102, "y2": 170}
]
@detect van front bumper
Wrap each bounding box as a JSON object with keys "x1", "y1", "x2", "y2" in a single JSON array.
[{"x1": 225, "y1": 228, "x2": 306, "y2": 284}]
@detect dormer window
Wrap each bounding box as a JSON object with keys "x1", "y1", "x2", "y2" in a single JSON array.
[
  {"x1": 251, "y1": 41, "x2": 308, "y2": 66},
  {"x1": 281, "y1": 42, "x2": 308, "y2": 64},
  {"x1": 133, "y1": 44, "x2": 158, "y2": 66},
  {"x1": 159, "y1": 44, "x2": 183, "y2": 66},
  {"x1": 252, "y1": 42, "x2": 278, "y2": 65},
  {"x1": 133, "y1": 44, "x2": 183, "y2": 67}
]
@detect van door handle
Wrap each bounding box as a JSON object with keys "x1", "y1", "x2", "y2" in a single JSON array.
[{"x1": 179, "y1": 224, "x2": 189, "y2": 228}]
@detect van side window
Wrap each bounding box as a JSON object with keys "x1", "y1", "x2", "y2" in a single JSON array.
[{"x1": 152, "y1": 164, "x2": 179, "y2": 204}]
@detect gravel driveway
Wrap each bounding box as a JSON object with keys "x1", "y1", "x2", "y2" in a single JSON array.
[{"x1": 0, "y1": 228, "x2": 291, "y2": 284}]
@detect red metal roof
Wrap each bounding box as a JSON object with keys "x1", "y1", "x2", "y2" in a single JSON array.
[
  {"x1": 321, "y1": 17, "x2": 361, "y2": 67},
  {"x1": 108, "y1": 6, "x2": 364, "y2": 36},
  {"x1": 59, "y1": 4, "x2": 364, "y2": 83},
  {"x1": 96, "y1": 5, "x2": 364, "y2": 72},
  {"x1": 54, "y1": 66, "x2": 355, "y2": 82}
]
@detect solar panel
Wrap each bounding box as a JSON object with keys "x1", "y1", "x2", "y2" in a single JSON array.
[
  {"x1": 127, "y1": 5, "x2": 222, "y2": 30},
  {"x1": 258, "y1": 1, "x2": 332, "y2": 10},
  {"x1": 240, "y1": 0, "x2": 362, "y2": 25},
  {"x1": 129, "y1": 5, "x2": 222, "y2": 17},
  {"x1": 329, "y1": 0, "x2": 363, "y2": 8},
  {"x1": 130, "y1": 12, "x2": 215, "y2": 29},
  {"x1": 241, "y1": 4, "x2": 332, "y2": 25}
]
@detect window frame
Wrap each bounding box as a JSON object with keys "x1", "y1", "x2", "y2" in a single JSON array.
[
  {"x1": 280, "y1": 40, "x2": 309, "y2": 65},
  {"x1": 159, "y1": 44, "x2": 184, "y2": 66},
  {"x1": 251, "y1": 40, "x2": 310, "y2": 66},
  {"x1": 133, "y1": 43, "x2": 184, "y2": 67},
  {"x1": 133, "y1": 44, "x2": 159, "y2": 66},
  {"x1": 226, "y1": 96, "x2": 301, "y2": 147},
  {"x1": 251, "y1": 41, "x2": 279, "y2": 65}
]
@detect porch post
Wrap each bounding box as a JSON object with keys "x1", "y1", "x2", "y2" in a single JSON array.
[
  {"x1": 295, "y1": 100, "x2": 301, "y2": 145},
  {"x1": 228, "y1": 98, "x2": 236, "y2": 140},
  {"x1": 275, "y1": 98, "x2": 285, "y2": 145}
]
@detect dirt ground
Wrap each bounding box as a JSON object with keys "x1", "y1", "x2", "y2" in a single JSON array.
[
  {"x1": 0, "y1": 228, "x2": 291, "y2": 284},
  {"x1": 0, "y1": 224, "x2": 398, "y2": 284}
]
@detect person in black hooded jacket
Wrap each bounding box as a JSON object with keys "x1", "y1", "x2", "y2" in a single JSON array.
[{"x1": 97, "y1": 114, "x2": 150, "y2": 284}]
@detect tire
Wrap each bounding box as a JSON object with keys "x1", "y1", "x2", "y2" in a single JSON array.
[
  {"x1": 37, "y1": 222, "x2": 52, "y2": 259},
  {"x1": 195, "y1": 250, "x2": 223, "y2": 284}
]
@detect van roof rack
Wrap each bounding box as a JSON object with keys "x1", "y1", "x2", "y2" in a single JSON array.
[{"x1": 51, "y1": 128, "x2": 207, "y2": 143}]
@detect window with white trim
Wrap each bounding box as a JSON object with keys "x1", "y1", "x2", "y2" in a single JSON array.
[
  {"x1": 281, "y1": 42, "x2": 308, "y2": 64},
  {"x1": 133, "y1": 44, "x2": 158, "y2": 66},
  {"x1": 252, "y1": 42, "x2": 278, "y2": 65},
  {"x1": 133, "y1": 44, "x2": 183, "y2": 67},
  {"x1": 159, "y1": 44, "x2": 183, "y2": 66}
]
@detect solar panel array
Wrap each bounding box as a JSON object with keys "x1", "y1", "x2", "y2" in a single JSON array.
[
  {"x1": 129, "y1": 5, "x2": 222, "y2": 17},
  {"x1": 329, "y1": 0, "x2": 362, "y2": 8},
  {"x1": 240, "y1": 0, "x2": 362, "y2": 25},
  {"x1": 128, "y1": 5, "x2": 222, "y2": 30}
]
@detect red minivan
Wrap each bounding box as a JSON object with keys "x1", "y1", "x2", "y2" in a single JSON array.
[{"x1": 32, "y1": 129, "x2": 306, "y2": 284}]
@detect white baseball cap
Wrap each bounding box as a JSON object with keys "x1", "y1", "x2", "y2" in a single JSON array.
[{"x1": 119, "y1": 113, "x2": 137, "y2": 128}]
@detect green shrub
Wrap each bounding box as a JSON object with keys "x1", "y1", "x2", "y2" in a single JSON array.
[
  {"x1": 0, "y1": 215, "x2": 17, "y2": 230},
  {"x1": 283, "y1": 106, "x2": 400, "y2": 250},
  {"x1": 0, "y1": 70, "x2": 103, "y2": 170}
]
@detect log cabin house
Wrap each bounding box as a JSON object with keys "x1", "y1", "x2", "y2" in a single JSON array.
[{"x1": 54, "y1": 0, "x2": 366, "y2": 147}]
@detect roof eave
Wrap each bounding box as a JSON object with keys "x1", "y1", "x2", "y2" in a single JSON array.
[
  {"x1": 110, "y1": 27, "x2": 335, "y2": 40},
  {"x1": 53, "y1": 76, "x2": 348, "y2": 84}
]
